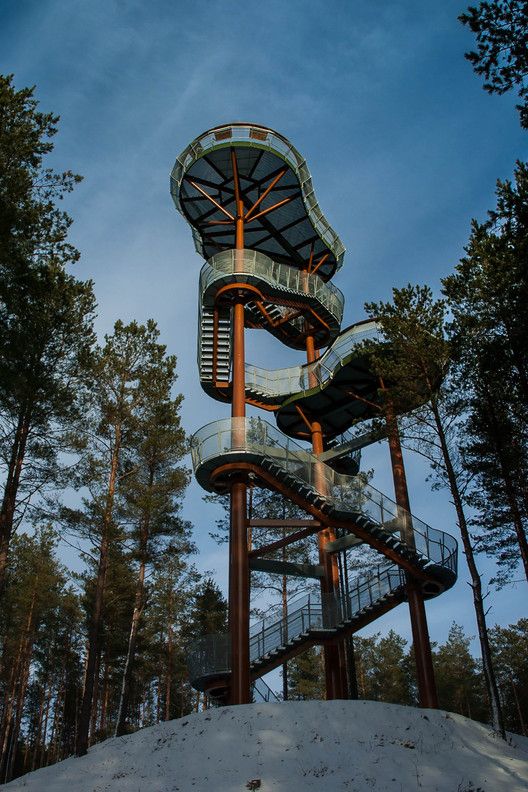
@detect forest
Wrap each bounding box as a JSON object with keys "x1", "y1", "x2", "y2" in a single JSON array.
[{"x1": 0, "y1": 0, "x2": 527, "y2": 784}]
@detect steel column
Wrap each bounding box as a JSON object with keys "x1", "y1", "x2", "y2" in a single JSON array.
[
  {"x1": 306, "y1": 333, "x2": 347, "y2": 700},
  {"x1": 228, "y1": 176, "x2": 250, "y2": 705}
]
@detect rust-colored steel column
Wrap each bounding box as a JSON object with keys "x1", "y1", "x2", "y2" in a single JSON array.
[
  {"x1": 306, "y1": 334, "x2": 347, "y2": 700},
  {"x1": 228, "y1": 184, "x2": 250, "y2": 705},
  {"x1": 386, "y1": 410, "x2": 438, "y2": 709}
]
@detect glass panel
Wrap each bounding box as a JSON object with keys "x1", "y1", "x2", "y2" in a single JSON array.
[{"x1": 190, "y1": 417, "x2": 458, "y2": 577}]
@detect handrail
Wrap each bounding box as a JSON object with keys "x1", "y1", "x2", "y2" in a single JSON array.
[
  {"x1": 187, "y1": 560, "x2": 408, "y2": 689},
  {"x1": 252, "y1": 677, "x2": 280, "y2": 703},
  {"x1": 244, "y1": 321, "x2": 381, "y2": 401},
  {"x1": 190, "y1": 417, "x2": 458, "y2": 578},
  {"x1": 200, "y1": 250, "x2": 345, "y2": 330}
]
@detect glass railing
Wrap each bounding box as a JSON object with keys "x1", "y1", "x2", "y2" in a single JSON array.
[
  {"x1": 190, "y1": 417, "x2": 458, "y2": 576},
  {"x1": 187, "y1": 633, "x2": 230, "y2": 686},
  {"x1": 243, "y1": 321, "x2": 381, "y2": 400},
  {"x1": 200, "y1": 249, "x2": 345, "y2": 327},
  {"x1": 170, "y1": 123, "x2": 345, "y2": 267}
]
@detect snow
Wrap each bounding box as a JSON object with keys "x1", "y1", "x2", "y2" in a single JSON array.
[{"x1": 7, "y1": 700, "x2": 528, "y2": 791}]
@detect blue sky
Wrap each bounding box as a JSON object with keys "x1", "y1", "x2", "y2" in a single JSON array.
[{"x1": 1, "y1": 0, "x2": 526, "y2": 654}]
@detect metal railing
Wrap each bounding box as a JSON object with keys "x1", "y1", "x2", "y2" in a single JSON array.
[
  {"x1": 252, "y1": 677, "x2": 280, "y2": 703},
  {"x1": 187, "y1": 561, "x2": 408, "y2": 686},
  {"x1": 170, "y1": 123, "x2": 345, "y2": 268},
  {"x1": 200, "y1": 249, "x2": 344, "y2": 327},
  {"x1": 190, "y1": 417, "x2": 458, "y2": 576},
  {"x1": 243, "y1": 321, "x2": 381, "y2": 401}
]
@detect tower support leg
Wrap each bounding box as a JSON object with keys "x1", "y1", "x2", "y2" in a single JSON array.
[
  {"x1": 305, "y1": 333, "x2": 348, "y2": 701},
  {"x1": 228, "y1": 187, "x2": 251, "y2": 705},
  {"x1": 229, "y1": 478, "x2": 250, "y2": 705}
]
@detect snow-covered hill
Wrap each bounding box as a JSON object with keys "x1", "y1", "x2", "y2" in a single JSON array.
[{"x1": 7, "y1": 700, "x2": 528, "y2": 791}]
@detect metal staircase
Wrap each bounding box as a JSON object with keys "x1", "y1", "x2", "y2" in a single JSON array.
[
  {"x1": 191, "y1": 417, "x2": 457, "y2": 595},
  {"x1": 188, "y1": 561, "x2": 408, "y2": 697},
  {"x1": 199, "y1": 306, "x2": 232, "y2": 387}
]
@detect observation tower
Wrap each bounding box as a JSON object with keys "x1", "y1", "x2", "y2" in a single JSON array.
[{"x1": 170, "y1": 123, "x2": 458, "y2": 707}]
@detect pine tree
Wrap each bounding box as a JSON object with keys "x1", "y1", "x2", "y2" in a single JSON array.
[
  {"x1": 80, "y1": 544, "x2": 136, "y2": 743},
  {"x1": 21, "y1": 581, "x2": 83, "y2": 773},
  {"x1": 287, "y1": 647, "x2": 325, "y2": 700},
  {"x1": 354, "y1": 631, "x2": 414, "y2": 705},
  {"x1": 443, "y1": 162, "x2": 528, "y2": 585},
  {"x1": 459, "y1": 0, "x2": 528, "y2": 128},
  {"x1": 186, "y1": 578, "x2": 228, "y2": 637},
  {"x1": 62, "y1": 320, "x2": 177, "y2": 756},
  {"x1": 489, "y1": 618, "x2": 528, "y2": 734},
  {"x1": 148, "y1": 549, "x2": 200, "y2": 720},
  {"x1": 0, "y1": 527, "x2": 73, "y2": 782},
  {"x1": 114, "y1": 356, "x2": 190, "y2": 736},
  {"x1": 433, "y1": 624, "x2": 487, "y2": 722},
  {"x1": 0, "y1": 74, "x2": 95, "y2": 595},
  {"x1": 363, "y1": 285, "x2": 505, "y2": 736}
]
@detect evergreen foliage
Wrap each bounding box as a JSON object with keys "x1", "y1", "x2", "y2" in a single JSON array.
[
  {"x1": 489, "y1": 618, "x2": 528, "y2": 734},
  {"x1": 0, "y1": 74, "x2": 95, "y2": 595},
  {"x1": 287, "y1": 647, "x2": 325, "y2": 700},
  {"x1": 363, "y1": 285, "x2": 505, "y2": 736},
  {"x1": 443, "y1": 162, "x2": 528, "y2": 586},
  {"x1": 56, "y1": 320, "x2": 192, "y2": 755},
  {"x1": 433, "y1": 624, "x2": 487, "y2": 722},
  {"x1": 460, "y1": 0, "x2": 528, "y2": 128},
  {"x1": 355, "y1": 631, "x2": 414, "y2": 705}
]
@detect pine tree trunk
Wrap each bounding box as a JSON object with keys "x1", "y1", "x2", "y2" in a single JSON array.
[
  {"x1": 51, "y1": 679, "x2": 65, "y2": 765},
  {"x1": 0, "y1": 589, "x2": 36, "y2": 775},
  {"x1": 386, "y1": 403, "x2": 437, "y2": 708},
  {"x1": 31, "y1": 687, "x2": 46, "y2": 771},
  {"x1": 114, "y1": 561, "x2": 145, "y2": 735},
  {"x1": 35, "y1": 685, "x2": 51, "y2": 768},
  {"x1": 165, "y1": 595, "x2": 174, "y2": 721},
  {"x1": 430, "y1": 400, "x2": 505, "y2": 737},
  {"x1": 76, "y1": 430, "x2": 121, "y2": 756},
  {"x1": 51, "y1": 648, "x2": 68, "y2": 765},
  {"x1": 510, "y1": 675, "x2": 526, "y2": 736},
  {"x1": 115, "y1": 519, "x2": 148, "y2": 737},
  {"x1": 357, "y1": 656, "x2": 366, "y2": 698},
  {"x1": 482, "y1": 389, "x2": 528, "y2": 582},
  {"x1": 0, "y1": 407, "x2": 31, "y2": 598},
  {"x1": 40, "y1": 684, "x2": 52, "y2": 768},
  {"x1": 156, "y1": 672, "x2": 162, "y2": 723},
  {"x1": 89, "y1": 649, "x2": 101, "y2": 744},
  {"x1": 5, "y1": 644, "x2": 33, "y2": 782},
  {"x1": 99, "y1": 653, "x2": 110, "y2": 736}
]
